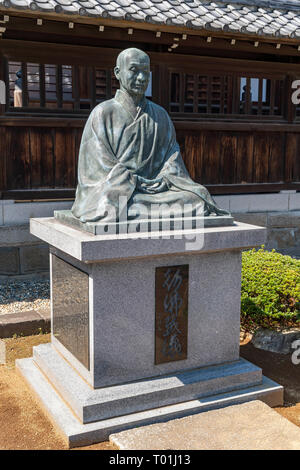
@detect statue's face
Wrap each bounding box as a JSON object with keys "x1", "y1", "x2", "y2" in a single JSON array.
[{"x1": 115, "y1": 50, "x2": 150, "y2": 98}]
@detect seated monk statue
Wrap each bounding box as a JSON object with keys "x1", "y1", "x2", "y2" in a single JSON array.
[{"x1": 71, "y1": 48, "x2": 229, "y2": 226}]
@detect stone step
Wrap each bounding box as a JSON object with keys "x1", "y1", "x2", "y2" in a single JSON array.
[
  {"x1": 32, "y1": 343, "x2": 263, "y2": 424},
  {"x1": 110, "y1": 400, "x2": 300, "y2": 450},
  {"x1": 16, "y1": 356, "x2": 283, "y2": 449},
  {"x1": 0, "y1": 309, "x2": 50, "y2": 338}
]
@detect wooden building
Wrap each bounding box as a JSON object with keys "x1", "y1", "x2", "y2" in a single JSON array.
[{"x1": 0, "y1": 0, "x2": 300, "y2": 277}]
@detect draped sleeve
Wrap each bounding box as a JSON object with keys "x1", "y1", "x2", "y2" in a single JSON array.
[{"x1": 72, "y1": 100, "x2": 137, "y2": 222}]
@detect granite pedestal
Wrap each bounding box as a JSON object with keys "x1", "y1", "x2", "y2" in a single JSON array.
[{"x1": 17, "y1": 218, "x2": 283, "y2": 447}]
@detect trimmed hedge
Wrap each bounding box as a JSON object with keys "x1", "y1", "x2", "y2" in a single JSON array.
[{"x1": 241, "y1": 247, "x2": 300, "y2": 330}]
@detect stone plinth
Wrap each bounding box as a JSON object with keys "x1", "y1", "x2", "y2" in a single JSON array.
[
  {"x1": 54, "y1": 209, "x2": 234, "y2": 234},
  {"x1": 16, "y1": 218, "x2": 283, "y2": 447}
]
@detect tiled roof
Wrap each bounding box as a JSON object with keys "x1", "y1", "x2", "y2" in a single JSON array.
[{"x1": 1, "y1": 0, "x2": 300, "y2": 40}]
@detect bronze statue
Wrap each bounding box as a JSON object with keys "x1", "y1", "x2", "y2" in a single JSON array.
[{"x1": 67, "y1": 48, "x2": 230, "y2": 228}]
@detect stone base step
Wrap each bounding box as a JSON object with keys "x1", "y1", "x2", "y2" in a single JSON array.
[
  {"x1": 17, "y1": 356, "x2": 283, "y2": 448},
  {"x1": 32, "y1": 343, "x2": 263, "y2": 424}
]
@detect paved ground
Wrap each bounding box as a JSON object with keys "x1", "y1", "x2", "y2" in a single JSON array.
[
  {"x1": 110, "y1": 400, "x2": 300, "y2": 450},
  {"x1": 0, "y1": 334, "x2": 300, "y2": 450}
]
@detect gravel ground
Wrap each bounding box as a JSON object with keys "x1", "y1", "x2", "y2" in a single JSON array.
[{"x1": 0, "y1": 279, "x2": 50, "y2": 315}]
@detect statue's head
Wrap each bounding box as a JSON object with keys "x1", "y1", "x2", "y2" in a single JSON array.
[{"x1": 114, "y1": 48, "x2": 150, "y2": 99}]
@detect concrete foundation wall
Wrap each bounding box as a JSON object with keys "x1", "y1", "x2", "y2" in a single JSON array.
[
  {"x1": 0, "y1": 192, "x2": 299, "y2": 279},
  {"x1": 0, "y1": 200, "x2": 73, "y2": 280}
]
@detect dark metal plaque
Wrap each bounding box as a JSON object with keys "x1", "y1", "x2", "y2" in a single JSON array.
[
  {"x1": 52, "y1": 255, "x2": 90, "y2": 370},
  {"x1": 155, "y1": 264, "x2": 189, "y2": 365}
]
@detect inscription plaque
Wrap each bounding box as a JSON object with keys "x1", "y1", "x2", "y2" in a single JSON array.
[
  {"x1": 52, "y1": 254, "x2": 90, "y2": 370},
  {"x1": 155, "y1": 265, "x2": 189, "y2": 365}
]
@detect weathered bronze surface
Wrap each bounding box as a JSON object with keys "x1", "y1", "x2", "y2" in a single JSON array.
[
  {"x1": 155, "y1": 264, "x2": 189, "y2": 365},
  {"x1": 60, "y1": 48, "x2": 229, "y2": 232},
  {"x1": 52, "y1": 255, "x2": 90, "y2": 370}
]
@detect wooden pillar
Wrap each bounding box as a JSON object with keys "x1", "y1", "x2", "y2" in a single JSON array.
[
  {"x1": 151, "y1": 64, "x2": 160, "y2": 105},
  {"x1": 0, "y1": 46, "x2": 5, "y2": 194},
  {"x1": 157, "y1": 63, "x2": 169, "y2": 110}
]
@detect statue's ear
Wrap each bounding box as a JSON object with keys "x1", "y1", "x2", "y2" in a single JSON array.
[{"x1": 114, "y1": 66, "x2": 120, "y2": 79}]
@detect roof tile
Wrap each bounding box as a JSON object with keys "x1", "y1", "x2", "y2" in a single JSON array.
[
  {"x1": 291, "y1": 28, "x2": 300, "y2": 38},
  {"x1": 1, "y1": 0, "x2": 300, "y2": 40},
  {"x1": 189, "y1": 18, "x2": 207, "y2": 28},
  {"x1": 9, "y1": 0, "x2": 30, "y2": 6}
]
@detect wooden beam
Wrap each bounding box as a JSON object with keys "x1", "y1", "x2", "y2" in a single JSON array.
[
  {"x1": 1, "y1": 116, "x2": 300, "y2": 134},
  {"x1": 1, "y1": 182, "x2": 300, "y2": 200},
  {"x1": 3, "y1": 14, "x2": 300, "y2": 59},
  {"x1": 174, "y1": 120, "x2": 300, "y2": 133},
  {"x1": 0, "y1": 116, "x2": 86, "y2": 126},
  {"x1": 0, "y1": 188, "x2": 76, "y2": 200},
  {"x1": 2, "y1": 39, "x2": 300, "y2": 75},
  {"x1": 206, "y1": 183, "x2": 300, "y2": 195}
]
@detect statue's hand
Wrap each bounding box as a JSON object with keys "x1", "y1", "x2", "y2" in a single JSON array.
[
  {"x1": 146, "y1": 180, "x2": 168, "y2": 193},
  {"x1": 137, "y1": 176, "x2": 168, "y2": 194}
]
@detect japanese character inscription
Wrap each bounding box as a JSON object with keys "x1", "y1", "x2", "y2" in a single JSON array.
[{"x1": 155, "y1": 265, "x2": 189, "y2": 364}]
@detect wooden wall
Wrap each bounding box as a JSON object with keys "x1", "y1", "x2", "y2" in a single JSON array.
[
  {"x1": 0, "y1": 121, "x2": 82, "y2": 198},
  {"x1": 1, "y1": 39, "x2": 300, "y2": 198},
  {"x1": 177, "y1": 128, "x2": 300, "y2": 189},
  {"x1": 0, "y1": 120, "x2": 299, "y2": 199}
]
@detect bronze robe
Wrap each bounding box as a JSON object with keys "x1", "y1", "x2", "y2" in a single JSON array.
[{"x1": 72, "y1": 90, "x2": 228, "y2": 223}]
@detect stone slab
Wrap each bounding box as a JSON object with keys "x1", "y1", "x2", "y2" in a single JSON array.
[
  {"x1": 252, "y1": 328, "x2": 300, "y2": 355},
  {"x1": 233, "y1": 212, "x2": 267, "y2": 228},
  {"x1": 0, "y1": 224, "x2": 39, "y2": 247},
  {"x1": 268, "y1": 211, "x2": 300, "y2": 228},
  {"x1": 54, "y1": 209, "x2": 234, "y2": 235},
  {"x1": 19, "y1": 244, "x2": 49, "y2": 274},
  {"x1": 230, "y1": 194, "x2": 289, "y2": 213},
  {"x1": 32, "y1": 343, "x2": 262, "y2": 424},
  {"x1": 110, "y1": 400, "x2": 299, "y2": 450},
  {"x1": 3, "y1": 200, "x2": 73, "y2": 226},
  {"x1": 0, "y1": 247, "x2": 19, "y2": 274},
  {"x1": 30, "y1": 218, "x2": 266, "y2": 263},
  {"x1": 0, "y1": 203, "x2": 3, "y2": 226},
  {"x1": 289, "y1": 193, "x2": 300, "y2": 211},
  {"x1": 267, "y1": 228, "x2": 297, "y2": 250},
  {"x1": 16, "y1": 357, "x2": 283, "y2": 448},
  {"x1": 0, "y1": 272, "x2": 50, "y2": 282},
  {"x1": 35, "y1": 308, "x2": 51, "y2": 322},
  {"x1": 0, "y1": 310, "x2": 50, "y2": 338}
]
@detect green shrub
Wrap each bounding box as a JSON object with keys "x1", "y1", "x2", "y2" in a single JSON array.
[{"x1": 241, "y1": 247, "x2": 300, "y2": 331}]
